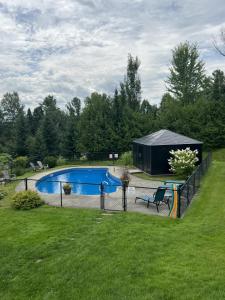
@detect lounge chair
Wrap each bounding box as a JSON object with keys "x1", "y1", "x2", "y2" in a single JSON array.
[
  {"x1": 135, "y1": 187, "x2": 166, "y2": 212},
  {"x1": 30, "y1": 162, "x2": 38, "y2": 171},
  {"x1": 37, "y1": 161, "x2": 48, "y2": 170},
  {"x1": 164, "y1": 180, "x2": 184, "y2": 186},
  {"x1": 1, "y1": 170, "x2": 16, "y2": 183}
]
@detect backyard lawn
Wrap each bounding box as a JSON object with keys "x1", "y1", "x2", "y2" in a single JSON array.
[{"x1": 1, "y1": 159, "x2": 225, "y2": 299}]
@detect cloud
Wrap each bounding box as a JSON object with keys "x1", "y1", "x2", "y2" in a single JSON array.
[{"x1": 0, "y1": 0, "x2": 225, "y2": 109}]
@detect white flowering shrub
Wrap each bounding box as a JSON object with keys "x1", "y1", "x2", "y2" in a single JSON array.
[{"x1": 168, "y1": 148, "x2": 199, "y2": 177}]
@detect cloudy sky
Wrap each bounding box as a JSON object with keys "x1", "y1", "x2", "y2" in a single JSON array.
[{"x1": 0, "y1": 0, "x2": 225, "y2": 108}]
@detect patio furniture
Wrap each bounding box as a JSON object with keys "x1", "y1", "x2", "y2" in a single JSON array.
[
  {"x1": 37, "y1": 161, "x2": 48, "y2": 170},
  {"x1": 161, "y1": 184, "x2": 173, "y2": 210},
  {"x1": 162, "y1": 182, "x2": 183, "y2": 210},
  {"x1": 30, "y1": 162, "x2": 38, "y2": 171},
  {"x1": 163, "y1": 180, "x2": 184, "y2": 186},
  {"x1": 1, "y1": 170, "x2": 16, "y2": 183},
  {"x1": 135, "y1": 187, "x2": 166, "y2": 212}
]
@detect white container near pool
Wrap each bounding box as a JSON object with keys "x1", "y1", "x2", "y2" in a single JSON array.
[{"x1": 36, "y1": 168, "x2": 121, "y2": 195}]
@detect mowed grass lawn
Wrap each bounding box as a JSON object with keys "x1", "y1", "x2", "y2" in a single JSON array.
[{"x1": 1, "y1": 160, "x2": 225, "y2": 299}]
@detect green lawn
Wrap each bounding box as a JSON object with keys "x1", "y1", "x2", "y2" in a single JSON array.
[
  {"x1": 133, "y1": 172, "x2": 184, "y2": 182},
  {"x1": 1, "y1": 160, "x2": 225, "y2": 299}
]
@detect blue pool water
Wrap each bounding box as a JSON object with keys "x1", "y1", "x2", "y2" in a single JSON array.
[{"x1": 36, "y1": 168, "x2": 121, "y2": 195}]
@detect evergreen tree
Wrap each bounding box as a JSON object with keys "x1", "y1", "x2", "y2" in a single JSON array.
[
  {"x1": 124, "y1": 54, "x2": 141, "y2": 111},
  {"x1": 38, "y1": 95, "x2": 61, "y2": 156},
  {"x1": 79, "y1": 93, "x2": 114, "y2": 157},
  {"x1": 32, "y1": 106, "x2": 44, "y2": 133},
  {"x1": 15, "y1": 110, "x2": 27, "y2": 156},
  {"x1": 63, "y1": 97, "x2": 81, "y2": 159},
  {"x1": 26, "y1": 108, "x2": 34, "y2": 135},
  {"x1": 211, "y1": 69, "x2": 225, "y2": 101}
]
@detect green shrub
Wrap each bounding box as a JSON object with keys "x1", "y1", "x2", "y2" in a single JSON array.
[
  {"x1": 57, "y1": 156, "x2": 67, "y2": 166},
  {"x1": 0, "y1": 189, "x2": 7, "y2": 200},
  {"x1": 168, "y1": 148, "x2": 199, "y2": 177},
  {"x1": 43, "y1": 156, "x2": 57, "y2": 168},
  {"x1": 0, "y1": 153, "x2": 12, "y2": 168},
  {"x1": 11, "y1": 190, "x2": 44, "y2": 210},
  {"x1": 13, "y1": 167, "x2": 26, "y2": 176},
  {"x1": 118, "y1": 151, "x2": 133, "y2": 166},
  {"x1": 13, "y1": 156, "x2": 28, "y2": 168}
]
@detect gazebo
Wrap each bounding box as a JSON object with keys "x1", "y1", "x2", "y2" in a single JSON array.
[{"x1": 133, "y1": 129, "x2": 203, "y2": 175}]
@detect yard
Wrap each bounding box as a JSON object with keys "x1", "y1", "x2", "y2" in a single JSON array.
[{"x1": 1, "y1": 159, "x2": 225, "y2": 299}]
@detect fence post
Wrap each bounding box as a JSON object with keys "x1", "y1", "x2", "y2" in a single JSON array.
[
  {"x1": 122, "y1": 183, "x2": 127, "y2": 211},
  {"x1": 193, "y1": 172, "x2": 196, "y2": 194},
  {"x1": 100, "y1": 183, "x2": 105, "y2": 210},
  {"x1": 24, "y1": 178, "x2": 28, "y2": 190},
  {"x1": 187, "y1": 181, "x2": 190, "y2": 206},
  {"x1": 177, "y1": 185, "x2": 181, "y2": 218},
  {"x1": 60, "y1": 181, "x2": 63, "y2": 207}
]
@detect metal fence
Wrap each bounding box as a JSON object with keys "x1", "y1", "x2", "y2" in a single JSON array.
[
  {"x1": 178, "y1": 152, "x2": 212, "y2": 217},
  {"x1": 11, "y1": 177, "x2": 174, "y2": 216},
  {"x1": 4, "y1": 153, "x2": 212, "y2": 218}
]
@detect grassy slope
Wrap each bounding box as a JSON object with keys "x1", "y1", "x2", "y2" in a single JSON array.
[{"x1": 0, "y1": 161, "x2": 225, "y2": 299}]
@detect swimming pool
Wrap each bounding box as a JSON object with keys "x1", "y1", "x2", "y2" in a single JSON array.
[{"x1": 36, "y1": 168, "x2": 121, "y2": 195}]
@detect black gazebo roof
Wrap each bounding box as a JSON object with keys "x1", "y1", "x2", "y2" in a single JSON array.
[{"x1": 133, "y1": 129, "x2": 203, "y2": 146}]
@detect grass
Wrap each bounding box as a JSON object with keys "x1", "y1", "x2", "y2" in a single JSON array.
[
  {"x1": 133, "y1": 172, "x2": 184, "y2": 182},
  {"x1": 212, "y1": 148, "x2": 225, "y2": 161},
  {"x1": 1, "y1": 156, "x2": 225, "y2": 299}
]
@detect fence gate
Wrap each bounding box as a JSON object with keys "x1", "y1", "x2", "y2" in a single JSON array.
[{"x1": 101, "y1": 183, "x2": 125, "y2": 211}]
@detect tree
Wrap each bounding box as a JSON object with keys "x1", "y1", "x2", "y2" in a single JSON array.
[
  {"x1": 66, "y1": 97, "x2": 81, "y2": 117},
  {"x1": 79, "y1": 93, "x2": 114, "y2": 157},
  {"x1": 63, "y1": 98, "x2": 81, "y2": 159},
  {"x1": 0, "y1": 92, "x2": 24, "y2": 155},
  {"x1": 214, "y1": 28, "x2": 225, "y2": 57},
  {"x1": 124, "y1": 54, "x2": 141, "y2": 111},
  {"x1": 211, "y1": 69, "x2": 225, "y2": 101},
  {"x1": 38, "y1": 95, "x2": 61, "y2": 156},
  {"x1": 0, "y1": 92, "x2": 23, "y2": 123},
  {"x1": 166, "y1": 42, "x2": 205, "y2": 104},
  {"x1": 32, "y1": 106, "x2": 44, "y2": 133},
  {"x1": 15, "y1": 110, "x2": 27, "y2": 156}
]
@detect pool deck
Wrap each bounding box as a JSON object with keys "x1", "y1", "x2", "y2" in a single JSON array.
[{"x1": 16, "y1": 166, "x2": 170, "y2": 217}]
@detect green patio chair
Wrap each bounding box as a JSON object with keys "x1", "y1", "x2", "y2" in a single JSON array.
[{"x1": 135, "y1": 187, "x2": 166, "y2": 212}]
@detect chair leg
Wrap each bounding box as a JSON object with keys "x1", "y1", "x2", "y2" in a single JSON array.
[
  {"x1": 156, "y1": 203, "x2": 159, "y2": 212},
  {"x1": 167, "y1": 200, "x2": 170, "y2": 210}
]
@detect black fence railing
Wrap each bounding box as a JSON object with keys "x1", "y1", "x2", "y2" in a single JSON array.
[
  {"x1": 10, "y1": 177, "x2": 173, "y2": 215},
  {"x1": 3, "y1": 153, "x2": 212, "y2": 218},
  {"x1": 178, "y1": 152, "x2": 212, "y2": 217}
]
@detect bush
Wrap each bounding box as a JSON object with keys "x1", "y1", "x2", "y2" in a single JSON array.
[
  {"x1": 118, "y1": 151, "x2": 133, "y2": 166},
  {"x1": 43, "y1": 156, "x2": 57, "y2": 168},
  {"x1": 11, "y1": 190, "x2": 44, "y2": 210},
  {"x1": 13, "y1": 167, "x2": 26, "y2": 176},
  {"x1": 0, "y1": 189, "x2": 7, "y2": 200},
  {"x1": 0, "y1": 153, "x2": 12, "y2": 169},
  {"x1": 13, "y1": 156, "x2": 28, "y2": 168},
  {"x1": 57, "y1": 156, "x2": 67, "y2": 166},
  {"x1": 168, "y1": 148, "x2": 199, "y2": 177}
]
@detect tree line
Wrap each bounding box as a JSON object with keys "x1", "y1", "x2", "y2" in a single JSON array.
[{"x1": 1, "y1": 41, "x2": 225, "y2": 161}]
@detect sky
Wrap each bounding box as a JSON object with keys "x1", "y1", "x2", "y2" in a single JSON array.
[{"x1": 0, "y1": 0, "x2": 225, "y2": 109}]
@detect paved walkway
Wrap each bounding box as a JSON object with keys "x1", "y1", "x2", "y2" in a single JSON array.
[{"x1": 16, "y1": 166, "x2": 170, "y2": 217}]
